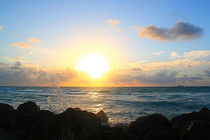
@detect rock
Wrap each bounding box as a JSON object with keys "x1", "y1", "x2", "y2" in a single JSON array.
[
  {"x1": 128, "y1": 113, "x2": 172, "y2": 139},
  {"x1": 12, "y1": 113, "x2": 32, "y2": 131},
  {"x1": 27, "y1": 107, "x2": 101, "y2": 140},
  {"x1": 0, "y1": 103, "x2": 14, "y2": 112},
  {"x1": 0, "y1": 130, "x2": 25, "y2": 140},
  {"x1": 108, "y1": 126, "x2": 137, "y2": 140},
  {"x1": 96, "y1": 110, "x2": 109, "y2": 124},
  {"x1": 144, "y1": 129, "x2": 175, "y2": 140},
  {"x1": 87, "y1": 125, "x2": 137, "y2": 140},
  {"x1": 17, "y1": 101, "x2": 40, "y2": 114},
  {"x1": 180, "y1": 120, "x2": 210, "y2": 140},
  {"x1": 0, "y1": 110, "x2": 19, "y2": 131},
  {"x1": 32, "y1": 110, "x2": 54, "y2": 121},
  {"x1": 171, "y1": 107, "x2": 210, "y2": 137}
]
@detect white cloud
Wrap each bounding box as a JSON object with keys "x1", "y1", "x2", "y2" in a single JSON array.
[
  {"x1": 171, "y1": 52, "x2": 178, "y2": 57},
  {"x1": 183, "y1": 50, "x2": 210, "y2": 58},
  {"x1": 151, "y1": 51, "x2": 166, "y2": 55}
]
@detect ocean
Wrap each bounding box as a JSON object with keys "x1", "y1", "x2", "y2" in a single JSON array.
[{"x1": 0, "y1": 86, "x2": 210, "y2": 123}]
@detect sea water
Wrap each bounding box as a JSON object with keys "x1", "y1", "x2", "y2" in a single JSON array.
[{"x1": 0, "y1": 86, "x2": 210, "y2": 123}]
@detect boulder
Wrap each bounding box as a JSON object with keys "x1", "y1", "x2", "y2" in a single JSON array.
[
  {"x1": 27, "y1": 107, "x2": 101, "y2": 140},
  {"x1": 96, "y1": 110, "x2": 109, "y2": 124},
  {"x1": 171, "y1": 107, "x2": 210, "y2": 137},
  {"x1": 144, "y1": 129, "x2": 175, "y2": 140},
  {"x1": 0, "y1": 103, "x2": 14, "y2": 112},
  {"x1": 0, "y1": 110, "x2": 19, "y2": 131},
  {"x1": 180, "y1": 120, "x2": 210, "y2": 140},
  {"x1": 87, "y1": 125, "x2": 137, "y2": 140},
  {"x1": 17, "y1": 101, "x2": 40, "y2": 114},
  {"x1": 128, "y1": 113, "x2": 172, "y2": 139},
  {"x1": 0, "y1": 130, "x2": 25, "y2": 140},
  {"x1": 32, "y1": 110, "x2": 54, "y2": 121},
  {"x1": 12, "y1": 113, "x2": 32, "y2": 131}
]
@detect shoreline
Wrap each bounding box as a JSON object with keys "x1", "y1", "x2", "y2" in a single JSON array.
[{"x1": 1, "y1": 101, "x2": 210, "y2": 140}]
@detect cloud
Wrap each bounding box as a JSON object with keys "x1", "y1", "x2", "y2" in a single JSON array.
[
  {"x1": 28, "y1": 37, "x2": 41, "y2": 43},
  {"x1": 151, "y1": 51, "x2": 166, "y2": 55},
  {"x1": 0, "y1": 25, "x2": 2, "y2": 30},
  {"x1": 133, "y1": 21, "x2": 203, "y2": 41},
  {"x1": 178, "y1": 74, "x2": 203, "y2": 83},
  {"x1": 109, "y1": 68, "x2": 209, "y2": 86},
  {"x1": 205, "y1": 70, "x2": 210, "y2": 77},
  {"x1": 137, "y1": 70, "x2": 178, "y2": 84},
  {"x1": 105, "y1": 19, "x2": 120, "y2": 29},
  {"x1": 10, "y1": 61, "x2": 22, "y2": 69},
  {"x1": 0, "y1": 60, "x2": 209, "y2": 86},
  {"x1": 183, "y1": 50, "x2": 210, "y2": 58},
  {"x1": 142, "y1": 50, "x2": 210, "y2": 71},
  {"x1": 11, "y1": 42, "x2": 33, "y2": 49},
  {"x1": 171, "y1": 52, "x2": 178, "y2": 57},
  {"x1": 0, "y1": 62, "x2": 77, "y2": 86}
]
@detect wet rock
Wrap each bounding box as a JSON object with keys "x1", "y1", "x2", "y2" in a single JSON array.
[
  {"x1": 180, "y1": 120, "x2": 210, "y2": 140},
  {"x1": 171, "y1": 107, "x2": 210, "y2": 137},
  {"x1": 0, "y1": 103, "x2": 14, "y2": 112},
  {"x1": 17, "y1": 101, "x2": 40, "y2": 114},
  {"x1": 128, "y1": 113, "x2": 172, "y2": 139},
  {"x1": 144, "y1": 129, "x2": 175, "y2": 140},
  {"x1": 96, "y1": 110, "x2": 109, "y2": 124}
]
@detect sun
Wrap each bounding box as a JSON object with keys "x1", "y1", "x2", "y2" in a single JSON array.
[{"x1": 76, "y1": 54, "x2": 110, "y2": 78}]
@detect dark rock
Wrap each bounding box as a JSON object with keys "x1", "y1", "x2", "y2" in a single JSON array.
[
  {"x1": 0, "y1": 109, "x2": 33, "y2": 132},
  {"x1": 12, "y1": 113, "x2": 32, "y2": 131},
  {"x1": 27, "y1": 107, "x2": 101, "y2": 140},
  {"x1": 144, "y1": 129, "x2": 175, "y2": 140},
  {"x1": 128, "y1": 113, "x2": 172, "y2": 139},
  {"x1": 0, "y1": 103, "x2": 14, "y2": 112},
  {"x1": 96, "y1": 110, "x2": 109, "y2": 124},
  {"x1": 109, "y1": 126, "x2": 137, "y2": 140},
  {"x1": 17, "y1": 101, "x2": 40, "y2": 114},
  {"x1": 32, "y1": 110, "x2": 54, "y2": 121},
  {"x1": 180, "y1": 120, "x2": 210, "y2": 140},
  {"x1": 0, "y1": 110, "x2": 19, "y2": 131},
  {"x1": 87, "y1": 125, "x2": 137, "y2": 140},
  {"x1": 171, "y1": 107, "x2": 210, "y2": 137},
  {"x1": 0, "y1": 130, "x2": 25, "y2": 140}
]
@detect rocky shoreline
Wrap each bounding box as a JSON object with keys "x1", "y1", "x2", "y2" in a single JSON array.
[{"x1": 0, "y1": 101, "x2": 210, "y2": 140}]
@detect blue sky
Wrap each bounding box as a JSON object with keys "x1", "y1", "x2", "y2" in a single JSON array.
[{"x1": 0, "y1": 0, "x2": 209, "y2": 86}]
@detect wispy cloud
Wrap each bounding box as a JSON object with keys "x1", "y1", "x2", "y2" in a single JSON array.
[
  {"x1": 11, "y1": 42, "x2": 33, "y2": 49},
  {"x1": 170, "y1": 52, "x2": 178, "y2": 57},
  {"x1": 28, "y1": 37, "x2": 41, "y2": 43},
  {"x1": 0, "y1": 25, "x2": 3, "y2": 30},
  {"x1": 105, "y1": 19, "x2": 120, "y2": 29},
  {"x1": 133, "y1": 21, "x2": 203, "y2": 41},
  {"x1": 183, "y1": 50, "x2": 210, "y2": 58},
  {"x1": 151, "y1": 51, "x2": 166, "y2": 55}
]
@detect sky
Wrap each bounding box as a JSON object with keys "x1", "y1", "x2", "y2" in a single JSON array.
[{"x1": 0, "y1": 0, "x2": 210, "y2": 86}]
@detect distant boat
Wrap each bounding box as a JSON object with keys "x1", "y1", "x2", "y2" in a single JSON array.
[{"x1": 178, "y1": 85, "x2": 184, "y2": 87}]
